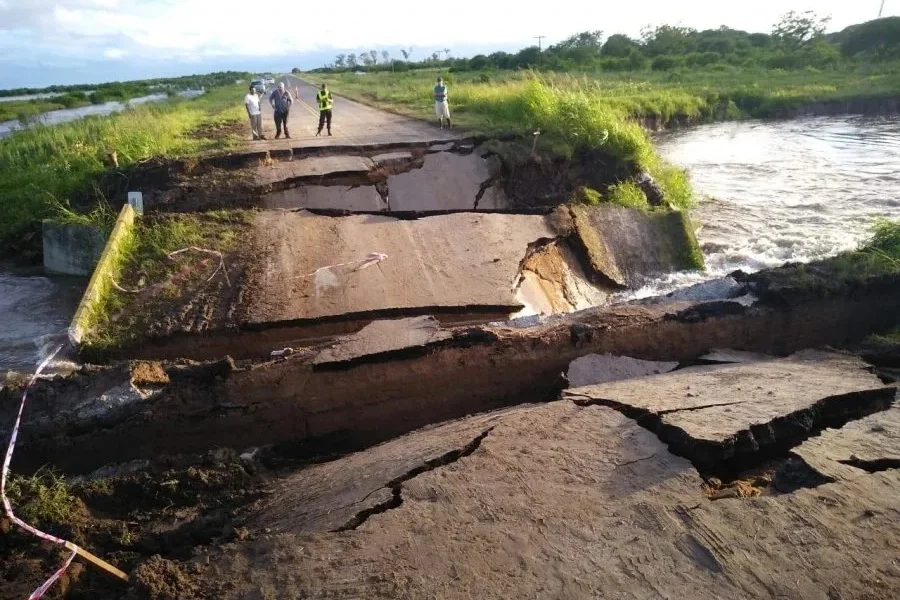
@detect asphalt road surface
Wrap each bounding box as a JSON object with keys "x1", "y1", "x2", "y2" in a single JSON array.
[{"x1": 250, "y1": 74, "x2": 458, "y2": 150}]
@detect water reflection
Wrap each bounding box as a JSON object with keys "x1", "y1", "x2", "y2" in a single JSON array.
[{"x1": 0, "y1": 89, "x2": 204, "y2": 139}]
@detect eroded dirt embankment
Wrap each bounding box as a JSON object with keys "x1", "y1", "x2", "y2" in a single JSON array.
[{"x1": 7, "y1": 258, "x2": 899, "y2": 475}]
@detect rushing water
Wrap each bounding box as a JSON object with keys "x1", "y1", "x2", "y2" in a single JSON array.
[
  {"x1": 0, "y1": 89, "x2": 204, "y2": 139},
  {"x1": 0, "y1": 269, "x2": 84, "y2": 375},
  {"x1": 0, "y1": 115, "x2": 898, "y2": 372},
  {"x1": 625, "y1": 115, "x2": 900, "y2": 298}
]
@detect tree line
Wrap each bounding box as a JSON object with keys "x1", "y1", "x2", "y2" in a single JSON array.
[
  {"x1": 0, "y1": 71, "x2": 252, "y2": 98},
  {"x1": 307, "y1": 13, "x2": 900, "y2": 74}
]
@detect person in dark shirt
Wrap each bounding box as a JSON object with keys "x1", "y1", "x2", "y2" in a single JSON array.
[
  {"x1": 269, "y1": 82, "x2": 294, "y2": 139},
  {"x1": 434, "y1": 77, "x2": 451, "y2": 129}
]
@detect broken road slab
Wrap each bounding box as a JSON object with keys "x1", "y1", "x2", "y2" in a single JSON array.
[
  {"x1": 262, "y1": 184, "x2": 386, "y2": 211},
  {"x1": 246, "y1": 210, "x2": 558, "y2": 325},
  {"x1": 566, "y1": 353, "x2": 678, "y2": 387},
  {"x1": 387, "y1": 152, "x2": 505, "y2": 211},
  {"x1": 790, "y1": 399, "x2": 900, "y2": 482},
  {"x1": 564, "y1": 352, "x2": 895, "y2": 468},
  {"x1": 198, "y1": 401, "x2": 900, "y2": 600},
  {"x1": 254, "y1": 155, "x2": 375, "y2": 187},
  {"x1": 312, "y1": 316, "x2": 452, "y2": 367}
]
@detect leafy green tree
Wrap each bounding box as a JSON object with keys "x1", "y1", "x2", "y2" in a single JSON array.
[
  {"x1": 555, "y1": 30, "x2": 604, "y2": 50},
  {"x1": 839, "y1": 17, "x2": 900, "y2": 58},
  {"x1": 602, "y1": 34, "x2": 641, "y2": 57},
  {"x1": 334, "y1": 54, "x2": 346, "y2": 69},
  {"x1": 641, "y1": 25, "x2": 698, "y2": 56},
  {"x1": 772, "y1": 10, "x2": 831, "y2": 50},
  {"x1": 347, "y1": 53, "x2": 358, "y2": 68}
]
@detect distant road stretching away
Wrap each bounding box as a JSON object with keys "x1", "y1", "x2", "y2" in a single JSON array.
[{"x1": 250, "y1": 74, "x2": 458, "y2": 150}]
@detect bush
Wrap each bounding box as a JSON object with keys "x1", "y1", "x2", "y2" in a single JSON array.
[{"x1": 651, "y1": 56, "x2": 680, "y2": 71}]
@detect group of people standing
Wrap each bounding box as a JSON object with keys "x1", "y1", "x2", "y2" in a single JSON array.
[
  {"x1": 243, "y1": 82, "x2": 334, "y2": 140},
  {"x1": 243, "y1": 76, "x2": 450, "y2": 140}
]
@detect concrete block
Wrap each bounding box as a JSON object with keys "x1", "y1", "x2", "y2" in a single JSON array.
[{"x1": 42, "y1": 221, "x2": 106, "y2": 276}]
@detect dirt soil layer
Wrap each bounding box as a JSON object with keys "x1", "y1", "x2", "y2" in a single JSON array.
[{"x1": 9, "y1": 266, "x2": 900, "y2": 475}]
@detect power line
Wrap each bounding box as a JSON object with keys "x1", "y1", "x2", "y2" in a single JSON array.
[
  {"x1": 879, "y1": 0, "x2": 885, "y2": 17},
  {"x1": 535, "y1": 35, "x2": 546, "y2": 51}
]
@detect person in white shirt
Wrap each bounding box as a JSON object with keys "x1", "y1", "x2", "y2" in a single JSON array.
[{"x1": 244, "y1": 85, "x2": 265, "y2": 140}]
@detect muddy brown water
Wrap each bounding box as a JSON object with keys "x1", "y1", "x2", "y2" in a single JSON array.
[
  {"x1": 631, "y1": 115, "x2": 900, "y2": 298},
  {"x1": 1, "y1": 115, "x2": 898, "y2": 372}
]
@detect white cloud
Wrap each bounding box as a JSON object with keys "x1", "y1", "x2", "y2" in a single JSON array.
[{"x1": 1, "y1": 0, "x2": 897, "y2": 68}]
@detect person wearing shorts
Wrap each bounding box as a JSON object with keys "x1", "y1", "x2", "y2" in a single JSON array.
[{"x1": 434, "y1": 77, "x2": 451, "y2": 129}]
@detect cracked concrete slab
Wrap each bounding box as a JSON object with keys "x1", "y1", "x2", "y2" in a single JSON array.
[
  {"x1": 371, "y1": 151, "x2": 414, "y2": 168},
  {"x1": 564, "y1": 352, "x2": 894, "y2": 468},
  {"x1": 262, "y1": 185, "x2": 386, "y2": 211},
  {"x1": 200, "y1": 400, "x2": 900, "y2": 600},
  {"x1": 571, "y1": 204, "x2": 700, "y2": 286},
  {"x1": 254, "y1": 155, "x2": 375, "y2": 187},
  {"x1": 250, "y1": 409, "x2": 511, "y2": 534},
  {"x1": 312, "y1": 316, "x2": 452, "y2": 367},
  {"x1": 387, "y1": 152, "x2": 508, "y2": 211},
  {"x1": 246, "y1": 210, "x2": 558, "y2": 325},
  {"x1": 567, "y1": 354, "x2": 678, "y2": 387},
  {"x1": 698, "y1": 348, "x2": 777, "y2": 364},
  {"x1": 790, "y1": 399, "x2": 900, "y2": 481}
]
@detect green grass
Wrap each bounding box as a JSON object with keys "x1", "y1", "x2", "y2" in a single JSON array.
[
  {"x1": 5, "y1": 468, "x2": 76, "y2": 528},
  {"x1": 83, "y1": 211, "x2": 251, "y2": 353},
  {"x1": 861, "y1": 218, "x2": 900, "y2": 270},
  {"x1": 0, "y1": 85, "x2": 246, "y2": 243},
  {"x1": 317, "y1": 64, "x2": 900, "y2": 123}
]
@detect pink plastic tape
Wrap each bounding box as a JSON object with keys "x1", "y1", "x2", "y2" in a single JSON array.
[{"x1": 1, "y1": 343, "x2": 82, "y2": 599}]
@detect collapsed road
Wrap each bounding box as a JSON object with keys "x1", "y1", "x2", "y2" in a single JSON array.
[{"x1": 2, "y1": 78, "x2": 899, "y2": 600}]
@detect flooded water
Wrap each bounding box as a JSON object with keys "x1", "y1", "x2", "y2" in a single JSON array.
[
  {"x1": 0, "y1": 89, "x2": 204, "y2": 139},
  {"x1": 0, "y1": 270, "x2": 84, "y2": 375},
  {"x1": 626, "y1": 115, "x2": 900, "y2": 298}
]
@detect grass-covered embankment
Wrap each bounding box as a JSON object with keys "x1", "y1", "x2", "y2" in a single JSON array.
[
  {"x1": 81, "y1": 210, "x2": 252, "y2": 356},
  {"x1": 0, "y1": 84, "x2": 247, "y2": 246}
]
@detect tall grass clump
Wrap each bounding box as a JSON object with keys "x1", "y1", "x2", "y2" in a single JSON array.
[
  {"x1": 861, "y1": 219, "x2": 900, "y2": 271},
  {"x1": 0, "y1": 85, "x2": 245, "y2": 242}
]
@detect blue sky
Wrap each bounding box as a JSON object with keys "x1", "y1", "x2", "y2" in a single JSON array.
[{"x1": 0, "y1": 0, "x2": 895, "y2": 89}]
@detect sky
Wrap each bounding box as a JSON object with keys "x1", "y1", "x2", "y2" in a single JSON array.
[{"x1": 0, "y1": 0, "x2": 896, "y2": 89}]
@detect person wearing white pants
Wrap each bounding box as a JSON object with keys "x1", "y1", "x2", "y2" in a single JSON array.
[
  {"x1": 434, "y1": 77, "x2": 451, "y2": 130},
  {"x1": 244, "y1": 85, "x2": 265, "y2": 140}
]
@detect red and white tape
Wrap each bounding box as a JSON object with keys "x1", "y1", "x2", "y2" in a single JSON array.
[{"x1": 1, "y1": 342, "x2": 80, "y2": 599}]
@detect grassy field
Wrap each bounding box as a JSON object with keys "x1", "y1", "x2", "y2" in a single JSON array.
[
  {"x1": 316, "y1": 65, "x2": 900, "y2": 126},
  {"x1": 0, "y1": 85, "x2": 246, "y2": 243}
]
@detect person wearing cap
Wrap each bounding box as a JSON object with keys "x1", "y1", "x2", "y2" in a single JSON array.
[
  {"x1": 434, "y1": 77, "x2": 451, "y2": 129},
  {"x1": 269, "y1": 81, "x2": 294, "y2": 139}
]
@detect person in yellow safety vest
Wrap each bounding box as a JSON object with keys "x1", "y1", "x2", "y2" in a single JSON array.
[{"x1": 316, "y1": 84, "x2": 333, "y2": 137}]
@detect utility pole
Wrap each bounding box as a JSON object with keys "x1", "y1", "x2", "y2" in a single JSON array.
[
  {"x1": 879, "y1": 0, "x2": 885, "y2": 17},
  {"x1": 535, "y1": 35, "x2": 546, "y2": 51}
]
